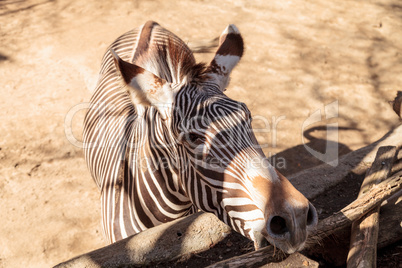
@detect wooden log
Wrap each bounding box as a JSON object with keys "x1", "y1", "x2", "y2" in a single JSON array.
[
  {"x1": 311, "y1": 172, "x2": 401, "y2": 244},
  {"x1": 54, "y1": 212, "x2": 231, "y2": 268},
  {"x1": 347, "y1": 146, "x2": 398, "y2": 268},
  {"x1": 377, "y1": 192, "x2": 402, "y2": 248},
  {"x1": 358, "y1": 146, "x2": 398, "y2": 196},
  {"x1": 206, "y1": 171, "x2": 402, "y2": 268},
  {"x1": 288, "y1": 125, "x2": 402, "y2": 200},
  {"x1": 306, "y1": 193, "x2": 402, "y2": 266}
]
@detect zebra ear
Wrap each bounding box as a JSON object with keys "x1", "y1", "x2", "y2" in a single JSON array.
[
  {"x1": 207, "y1": 25, "x2": 244, "y2": 91},
  {"x1": 110, "y1": 49, "x2": 174, "y2": 118}
]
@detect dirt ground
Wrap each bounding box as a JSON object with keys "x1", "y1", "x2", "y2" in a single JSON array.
[{"x1": 1, "y1": 0, "x2": 401, "y2": 267}]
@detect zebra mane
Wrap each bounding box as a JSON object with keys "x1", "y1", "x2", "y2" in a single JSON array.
[{"x1": 133, "y1": 28, "x2": 208, "y2": 85}]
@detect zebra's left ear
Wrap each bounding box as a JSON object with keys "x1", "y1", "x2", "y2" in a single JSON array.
[
  {"x1": 207, "y1": 24, "x2": 244, "y2": 91},
  {"x1": 110, "y1": 49, "x2": 174, "y2": 119}
]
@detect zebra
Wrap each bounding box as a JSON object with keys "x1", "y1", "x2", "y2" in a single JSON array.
[{"x1": 83, "y1": 21, "x2": 318, "y2": 254}]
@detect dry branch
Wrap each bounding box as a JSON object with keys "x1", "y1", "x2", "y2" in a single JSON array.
[
  {"x1": 347, "y1": 146, "x2": 397, "y2": 268},
  {"x1": 206, "y1": 172, "x2": 402, "y2": 268},
  {"x1": 306, "y1": 194, "x2": 402, "y2": 266}
]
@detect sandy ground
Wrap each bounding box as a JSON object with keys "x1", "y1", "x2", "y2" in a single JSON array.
[{"x1": 0, "y1": 0, "x2": 401, "y2": 267}]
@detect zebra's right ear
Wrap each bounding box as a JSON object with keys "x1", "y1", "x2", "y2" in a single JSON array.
[{"x1": 110, "y1": 49, "x2": 174, "y2": 118}]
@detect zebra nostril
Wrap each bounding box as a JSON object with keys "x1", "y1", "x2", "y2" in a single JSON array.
[
  {"x1": 269, "y1": 216, "x2": 288, "y2": 236},
  {"x1": 307, "y1": 203, "x2": 318, "y2": 227}
]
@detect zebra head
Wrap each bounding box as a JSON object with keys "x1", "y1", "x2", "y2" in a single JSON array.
[{"x1": 110, "y1": 23, "x2": 317, "y2": 254}]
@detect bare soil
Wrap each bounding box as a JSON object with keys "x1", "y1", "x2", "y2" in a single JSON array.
[{"x1": 1, "y1": 0, "x2": 401, "y2": 267}]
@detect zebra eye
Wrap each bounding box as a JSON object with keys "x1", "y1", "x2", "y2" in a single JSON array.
[
  {"x1": 187, "y1": 132, "x2": 204, "y2": 146},
  {"x1": 188, "y1": 133, "x2": 201, "y2": 142},
  {"x1": 188, "y1": 133, "x2": 199, "y2": 142}
]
